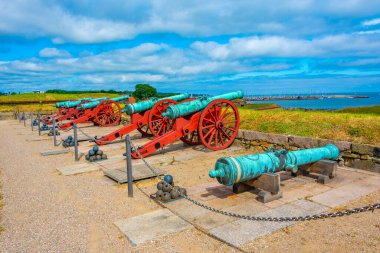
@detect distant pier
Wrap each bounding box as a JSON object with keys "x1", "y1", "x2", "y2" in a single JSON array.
[{"x1": 244, "y1": 94, "x2": 369, "y2": 101}]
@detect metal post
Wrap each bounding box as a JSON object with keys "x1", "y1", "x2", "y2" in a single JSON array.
[
  {"x1": 74, "y1": 123, "x2": 79, "y2": 161},
  {"x1": 126, "y1": 135, "x2": 133, "y2": 197},
  {"x1": 38, "y1": 112, "x2": 41, "y2": 136},
  {"x1": 31, "y1": 113, "x2": 34, "y2": 131},
  {"x1": 53, "y1": 117, "x2": 57, "y2": 146},
  {"x1": 18, "y1": 112, "x2": 21, "y2": 122},
  {"x1": 23, "y1": 112, "x2": 26, "y2": 127}
]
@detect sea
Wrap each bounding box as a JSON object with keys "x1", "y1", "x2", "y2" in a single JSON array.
[{"x1": 250, "y1": 92, "x2": 380, "y2": 110}]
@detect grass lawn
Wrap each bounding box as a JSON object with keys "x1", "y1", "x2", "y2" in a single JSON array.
[
  {"x1": 0, "y1": 92, "x2": 121, "y2": 103},
  {"x1": 239, "y1": 107, "x2": 380, "y2": 145},
  {"x1": 337, "y1": 105, "x2": 380, "y2": 116},
  {"x1": 240, "y1": 103, "x2": 280, "y2": 110}
]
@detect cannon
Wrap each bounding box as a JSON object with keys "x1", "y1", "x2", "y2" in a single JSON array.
[
  {"x1": 58, "y1": 95, "x2": 130, "y2": 130},
  {"x1": 208, "y1": 144, "x2": 339, "y2": 202},
  {"x1": 54, "y1": 97, "x2": 93, "y2": 108},
  {"x1": 42, "y1": 97, "x2": 102, "y2": 124},
  {"x1": 94, "y1": 94, "x2": 192, "y2": 145},
  {"x1": 209, "y1": 144, "x2": 339, "y2": 186},
  {"x1": 131, "y1": 90, "x2": 243, "y2": 158}
]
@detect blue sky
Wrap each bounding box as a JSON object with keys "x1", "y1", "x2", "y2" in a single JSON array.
[{"x1": 1, "y1": 0, "x2": 380, "y2": 94}]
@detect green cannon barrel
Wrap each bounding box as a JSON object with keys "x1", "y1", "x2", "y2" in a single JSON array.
[
  {"x1": 54, "y1": 97, "x2": 93, "y2": 108},
  {"x1": 209, "y1": 144, "x2": 339, "y2": 186},
  {"x1": 78, "y1": 95, "x2": 129, "y2": 110},
  {"x1": 162, "y1": 90, "x2": 244, "y2": 119},
  {"x1": 125, "y1": 93, "x2": 190, "y2": 115}
]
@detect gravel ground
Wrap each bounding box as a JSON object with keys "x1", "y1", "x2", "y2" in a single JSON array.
[{"x1": 0, "y1": 119, "x2": 379, "y2": 253}]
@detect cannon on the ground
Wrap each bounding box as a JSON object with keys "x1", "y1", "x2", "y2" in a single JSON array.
[
  {"x1": 42, "y1": 97, "x2": 104, "y2": 124},
  {"x1": 208, "y1": 144, "x2": 339, "y2": 202},
  {"x1": 130, "y1": 90, "x2": 243, "y2": 158},
  {"x1": 94, "y1": 94, "x2": 193, "y2": 145},
  {"x1": 58, "y1": 95, "x2": 130, "y2": 130}
]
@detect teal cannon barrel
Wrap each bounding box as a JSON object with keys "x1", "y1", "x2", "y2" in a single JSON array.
[
  {"x1": 125, "y1": 93, "x2": 190, "y2": 115},
  {"x1": 209, "y1": 144, "x2": 340, "y2": 186},
  {"x1": 78, "y1": 95, "x2": 129, "y2": 110},
  {"x1": 54, "y1": 97, "x2": 93, "y2": 108},
  {"x1": 162, "y1": 90, "x2": 244, "y2": 119}
]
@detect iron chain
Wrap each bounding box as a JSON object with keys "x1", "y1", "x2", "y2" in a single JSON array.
[{"x1": 130, "y1": 139, "x2": 380, "y2": 222}]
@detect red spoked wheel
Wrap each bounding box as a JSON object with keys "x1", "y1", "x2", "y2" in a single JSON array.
[
  {"x1": 198, "y1": 99, "x2": 240, "y2": 150},
  {"x1": 94, "y1": 100, "x2": 122, "y2": 127},
  {"x1": 148, "y1": 99, "x2": 178, "y2": 137}
]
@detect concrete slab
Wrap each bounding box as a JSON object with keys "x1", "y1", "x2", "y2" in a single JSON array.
[
  {"x1": 280, "y1": 181, "x2": 331, "y2": 203},
  {"x1": 114, "y1": 209, "x2": 193, "y2": 246},
  {"x1": 192, "y1": 211, "x2": 237, "y2": 231},
  {"x1": 325, "y1": 168, "x2": 370, "y2": 188},
  {"x1": 57, "y1": 163, "x2": 99, "y2": 175},
  {"x1": 26, "y1": 138, "x2": 51, "y2": 142},
  {"x1": 165, "y1": 199, "x2": 211, "y2": 220},
  {"x1": 103, "y1": 165, "x2": 165, "y2": 183},
  {"x1": 209, "y1": 199, "x2": 328, "y2": 247},
  {"x1": 40, "y1": 149, "x2": 71, "y2": 156},
  {"x1": 310, "y1": 175, "x2": 380, "y2": 208}
]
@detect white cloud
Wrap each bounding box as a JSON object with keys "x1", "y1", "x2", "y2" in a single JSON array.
[
  {"x1": 39, "y1": 48, "x2": 71, "y2": 58},
  {"x1": 357, "y1": 29, "x2": 380, "y2": 34},
  {"x1": 192, "y1": 33, "x2": 380, "y2": 59},
  {"x1": 362, "y1": 18, "x2": 380, "y2": 26},
  {"x1": 1, "y1": 0, "x2": 380, "y2": 43}
]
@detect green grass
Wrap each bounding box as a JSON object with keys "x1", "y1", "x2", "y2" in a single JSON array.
[
  {"x1": 337, "y1": 105, "x2": 380, "y2": 115},
  {"x1": 0, "y1": 92, "x2": 121, "y2": 103},
  {"x1": 0, "y1": 104, "x2": 55, "y2": 112},
  {"x1": 239, "y1": 107, "x2": 380, "y2": 145}
]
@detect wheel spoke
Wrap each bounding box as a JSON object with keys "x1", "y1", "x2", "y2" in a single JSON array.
[
  {"x1": 203, "y1": 128, "x2": 215, "y2": 139},
  {"x1": 214, "y1": 130, "x2": 218, "y2": 147},
  {"x1": 222, "y1": 112, "x2": 233, "y2": 121},
  {"x1": 219, "y1": 131, "x2": 225, "y2": 146},
  {"x1": 221, "y1": 128, "x2": 232, "y2": 140},
  {"x1": 208, "y1": 130, "x2": 216, "y2": 145}
]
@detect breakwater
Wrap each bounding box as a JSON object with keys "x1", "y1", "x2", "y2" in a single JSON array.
[{"x1": 245, "y1": 94, "x2": 368, "y2": 101}]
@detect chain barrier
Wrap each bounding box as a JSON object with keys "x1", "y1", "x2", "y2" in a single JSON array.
[
  {"x1": 77, "y1": 127, "x2": 126, "y2": 145},
  {"x1": 129, "y1": 140, "x2": 380, "y2": 222}
]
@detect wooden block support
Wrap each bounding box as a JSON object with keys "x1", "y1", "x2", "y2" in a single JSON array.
[
  {"x1": 233, "y1": 173, "x2": 283, "y2": 203},
  {"x1": 299, "y1": 160, "x2": 337, "y2": 184}
]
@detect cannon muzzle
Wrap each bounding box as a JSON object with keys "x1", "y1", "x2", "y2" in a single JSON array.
[
  {"x1": 209, "y1": 144, "x2": 339, "y2": 186},
  {"x1": 162, "y1": 90, "x2": 243, "y2": 119}
]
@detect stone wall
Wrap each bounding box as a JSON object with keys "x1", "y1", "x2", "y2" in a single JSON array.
[{"x1": 237, "y1": 130, "x2": 380, "y2": 173}]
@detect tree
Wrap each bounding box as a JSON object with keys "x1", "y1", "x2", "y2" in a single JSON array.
[{"x1": 132, "y1": 84, "x2": 157, "y2": 100}]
